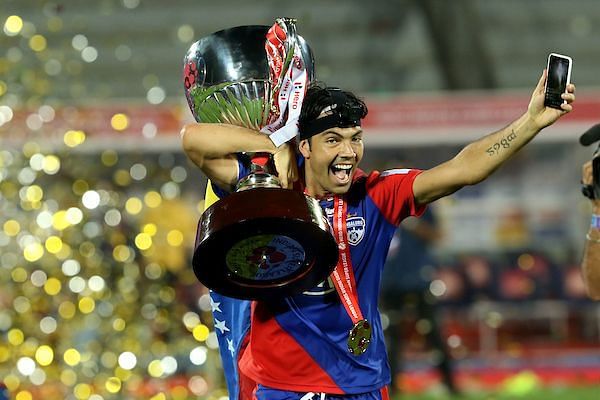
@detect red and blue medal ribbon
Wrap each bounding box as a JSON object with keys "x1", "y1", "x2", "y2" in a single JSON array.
[{"x1": 331, "y1": 196, "x2": 371, "y2": 355}]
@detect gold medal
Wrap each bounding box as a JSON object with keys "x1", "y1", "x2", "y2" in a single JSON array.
[{"x1": 347, "y1": 319, "x2": 371, "y2": 355}]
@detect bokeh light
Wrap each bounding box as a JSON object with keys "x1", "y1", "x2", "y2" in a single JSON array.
[
  {"x1": 63, "y1": 349, "x2": 81, "y2": 367},
  {"x1": 192, "y1": 324, "x2": 210, "y2": 342},
  {"x1": 147, "y1": 86, "x2": 166, "y2": 104},
  {"x1": 29, "y1": 35, "x2": 47, "y2": 52},
  {"x1": 8, "y1": 329, "x2": 25, "y2": 346},
  {"x1": 72, "y1": 34, "x2": 88, "y2": 50},
  {"x1": 82, "y1": 191, "x2": 101, "y2": 209},
  {"x1": 42, "y1": 155, "x2": 61, "y2": 174},
  {"x1": 117, "y1": 352, "x2": 137, "y2": 370},
  {"x1": 167, "y1": 230, "x2": 184, "y2": 246},
  {"x1": 64, "y1": 130, "x2": 86, "y2": 147},
  {"x1": 4, "y1": 15, "x2": 24, "y2": 36},
  {"x1": 35, "y1": 345, "x2": 54, "y2": 366},
  {"x1": 81, "y1": 46, "x2": 98, "y2": 63},
  {"x1": 110, "y1": 113, "x2": 129, "y2": 131},
  {"x1": 105, "y1": 377, "x2": 121, "y2": 393},
  {"x1": 17, "y1": 357, "x2": 36, "y2": 376},
  {"x1": 144, "y1": 191, "x2": 162, "y2": 208},
  {"x1": 44, "y1": 278, "x2": 62, "y2": 295},
  {"x1": 24, "y1": 242, "x2": 44, "y2": 262},
  {"x1": 40, "y1": 317, "x2": 57, "y2": 334},
  {"x1": 177, "y1": 24, "x2": 195, "y2": 42},
  {"x1": 125, "y1": 197, "x2": 143, "y2": 214},
  {"x1": 189, "y1": 347, "x2": 207, "y2": 366},
  {"x1": 4, "y1": 219, "x2": 21, "y2": 236},
  {"x1": 147, "y1": 360, "x2": 163, "y2": 378},
  {"x1": 135, "y1": 233, "x2": 152, "y2": 250}
]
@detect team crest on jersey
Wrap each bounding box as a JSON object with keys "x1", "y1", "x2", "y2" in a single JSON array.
[{"x1": 347, "y1": 216, "x2": 365, "y2": 246}]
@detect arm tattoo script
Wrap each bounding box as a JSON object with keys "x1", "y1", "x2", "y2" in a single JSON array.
[{"x1": 486, "y1": 129, "x2": 517, "y2": 156}]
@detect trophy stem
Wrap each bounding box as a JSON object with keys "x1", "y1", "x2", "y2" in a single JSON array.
[{"x1": 236, "y1": 152, "x2": 281, "y2": 192}]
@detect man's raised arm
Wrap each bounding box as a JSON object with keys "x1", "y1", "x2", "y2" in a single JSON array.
[
  {"x1": 413, "y1": 70, "x2": 575, "y2": 205},
  {"x1": 181, "y1": 123, "x2": 297, "y2": 191}
]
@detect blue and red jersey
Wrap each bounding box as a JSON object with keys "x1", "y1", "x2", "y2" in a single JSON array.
[{"x1": 209, "y1": 164, "x2": 424, "y2": 398}]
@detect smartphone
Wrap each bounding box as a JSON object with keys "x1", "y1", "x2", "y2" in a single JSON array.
[{"x1": 544, "y1": 53, "x2": 572, "y2": 109}]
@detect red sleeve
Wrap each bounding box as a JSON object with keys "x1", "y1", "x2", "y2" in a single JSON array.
[{"x1": 365, "y1": 168, "x2": 426, "y2": 226}]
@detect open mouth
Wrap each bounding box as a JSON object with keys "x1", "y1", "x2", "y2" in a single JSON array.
[{"x1": 330, "y1": 163, "x2": 353, "y2": 185}]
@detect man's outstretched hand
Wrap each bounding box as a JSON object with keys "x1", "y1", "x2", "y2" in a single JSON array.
[{"x1": 527, "y1": 69, "x2": 575, "y2": 130}]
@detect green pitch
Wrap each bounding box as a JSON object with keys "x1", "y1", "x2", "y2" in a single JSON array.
[{"x1": 394, "y1": 386, "x2": 600, "y2": 400}]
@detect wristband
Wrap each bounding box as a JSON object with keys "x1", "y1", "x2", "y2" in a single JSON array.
[{"x1": 592, "y1": 214, "x2": 600, "y2": 230}]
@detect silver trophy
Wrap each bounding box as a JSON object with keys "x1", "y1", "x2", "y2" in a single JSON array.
[{"x1": 183, "y1": 19, "x2": 338, "y2": 300}]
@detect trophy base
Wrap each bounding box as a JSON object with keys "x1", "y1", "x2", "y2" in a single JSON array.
[{"x1": 192, "y1": 188, "x2": 338, "y2": 300}]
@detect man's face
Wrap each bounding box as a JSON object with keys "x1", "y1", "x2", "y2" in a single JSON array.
[{"x1": 299, "y1": 126, "x2": 364, "y2": 197}]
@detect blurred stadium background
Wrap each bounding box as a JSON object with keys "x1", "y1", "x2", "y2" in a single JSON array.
[{"x1": 0, "y1": 0, "x2": 599, "y2": 399}]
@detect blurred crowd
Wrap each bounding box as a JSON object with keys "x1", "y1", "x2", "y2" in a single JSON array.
[{"x1": 424, "y1": 251, "x2": 589, "y2": 305}]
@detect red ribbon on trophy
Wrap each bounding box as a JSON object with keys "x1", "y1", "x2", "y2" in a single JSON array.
[{"x1": 262, "y1": 18, "x2": 309, "y2": 147}]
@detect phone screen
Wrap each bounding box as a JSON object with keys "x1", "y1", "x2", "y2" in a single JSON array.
[{"x1": 544, "y1": 54, "x2": 572, "y2": 109}]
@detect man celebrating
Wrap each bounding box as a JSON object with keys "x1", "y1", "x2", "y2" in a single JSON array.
[{"x1": 181, "y1": 71, "x2": 575, "y2": 399}]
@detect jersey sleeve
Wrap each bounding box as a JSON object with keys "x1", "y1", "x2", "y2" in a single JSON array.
[{"x1": 365, "y1": 168, "x2": 426, "y2": 226}]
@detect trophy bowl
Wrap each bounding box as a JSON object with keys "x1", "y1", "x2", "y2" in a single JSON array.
[
  {"x1": 184, "y1": 21, "x2": 338, "y2": 300},
  {"x1": 183, "y1": 23, "x2": 315, "y2": 129}
]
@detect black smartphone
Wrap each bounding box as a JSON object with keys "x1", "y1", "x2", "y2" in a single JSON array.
[{"x1": 544, "y1": 53, "x2": 572, "y2": 109}]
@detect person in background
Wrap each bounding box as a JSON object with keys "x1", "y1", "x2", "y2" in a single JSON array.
[
  {"x1": 581, "y1": 160, "x2": 600, "y2": 300},
  {"x1": 381, "y1": 206, "x2": 459, "y2": 395}
]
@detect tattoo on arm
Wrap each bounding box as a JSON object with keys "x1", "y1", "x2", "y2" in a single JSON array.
[{"x1": 486, "y1": 129, "x2": 518, "y2": 156}]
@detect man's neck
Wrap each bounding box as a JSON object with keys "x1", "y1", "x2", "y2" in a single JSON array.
[
  {"x1": 304, "y1": 184, "x2": 331, "y2": 200},
  {"x1": 303, "y1": 175, "x2": 332, "y2": 200}
]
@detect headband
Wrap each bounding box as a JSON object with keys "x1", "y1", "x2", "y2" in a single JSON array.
[{"x1": 299, "y1": 89, "x2": 364, "y2": 140}]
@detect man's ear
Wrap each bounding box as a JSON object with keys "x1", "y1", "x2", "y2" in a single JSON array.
[{"x1": 298, "y1": 139, "x2": 311, "y2": 158}]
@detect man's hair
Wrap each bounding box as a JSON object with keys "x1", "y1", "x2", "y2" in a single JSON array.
[{"x1": 298, "y1": 83, "x2": 368, "y2": 140}]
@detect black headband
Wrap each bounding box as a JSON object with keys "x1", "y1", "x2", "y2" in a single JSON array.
[{"x1": 299, "y1": 90, "x2": 364, "y2": 140}]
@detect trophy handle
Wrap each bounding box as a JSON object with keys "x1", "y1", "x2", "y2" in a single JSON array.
[{"x1": 236, "y1": 152, "x2": 281, "y2": 191}]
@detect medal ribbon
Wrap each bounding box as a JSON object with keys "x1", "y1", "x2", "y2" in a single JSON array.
[{"x1": 331, "y1": 195, "x2": 365, "y2": 324}]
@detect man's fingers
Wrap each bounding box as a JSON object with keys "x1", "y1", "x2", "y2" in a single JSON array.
[
  {"x1": 561, "y1": 92, "x2": 575, "y2": 103},
  {"x1": 560, "y1": 103, "x2": 573, "y2": 113},
  {"x1": 535, "y1": 69, "x2": 547, "y2": 94}
]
